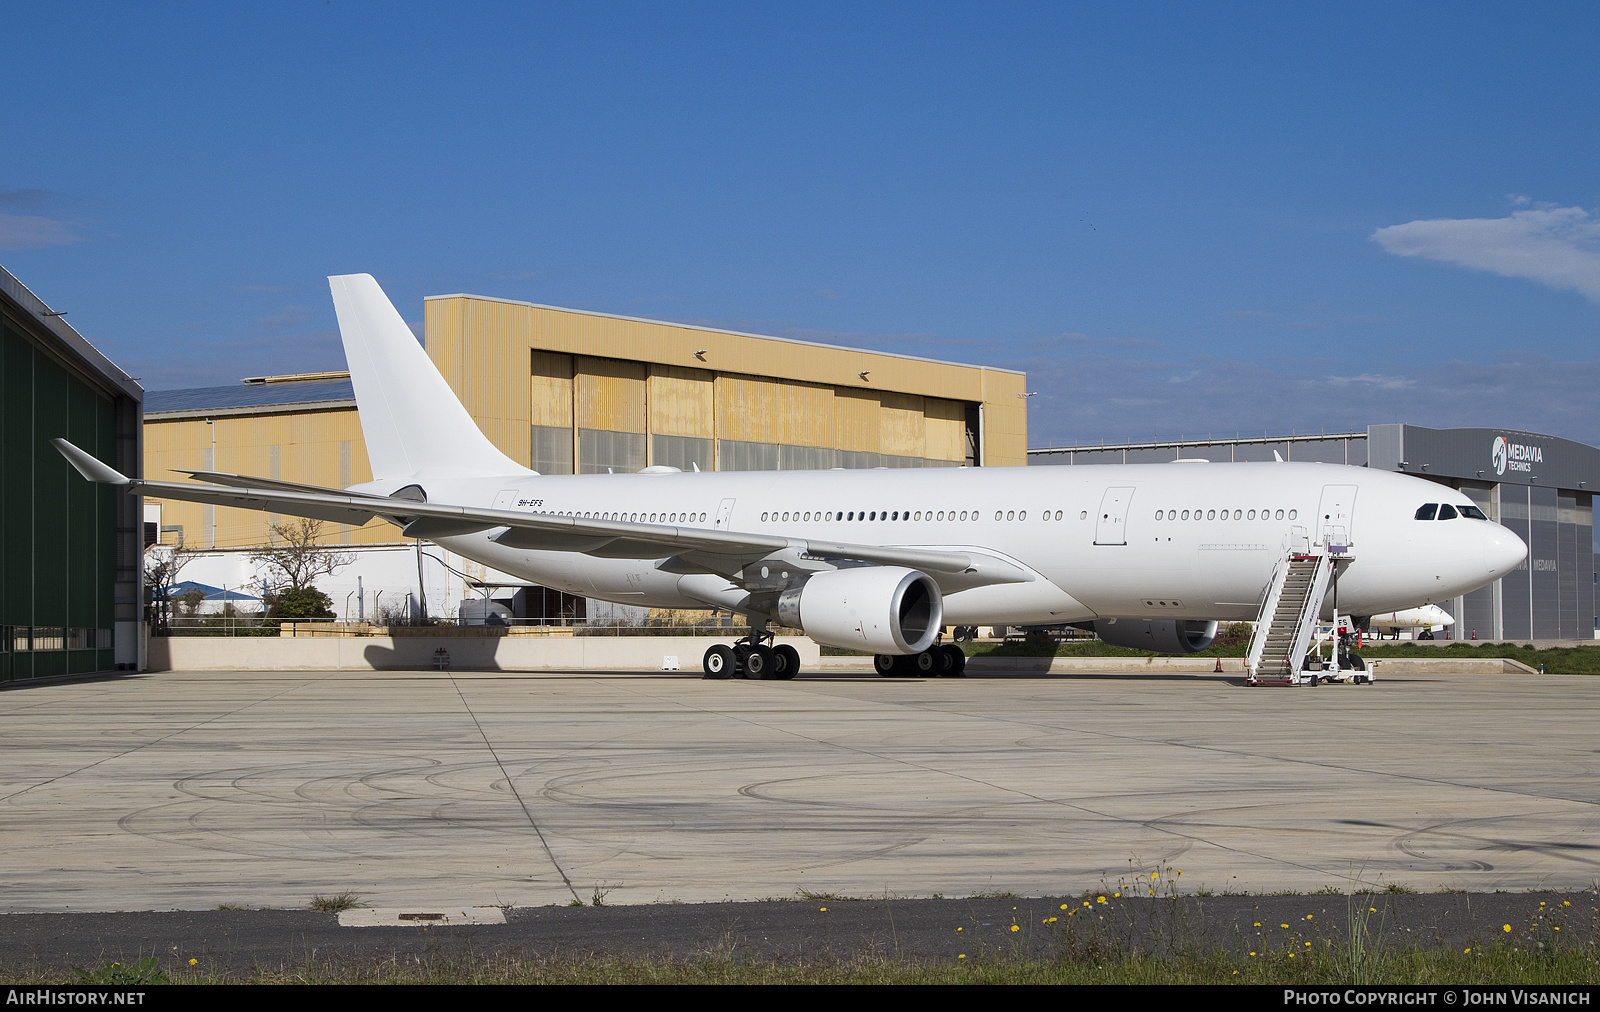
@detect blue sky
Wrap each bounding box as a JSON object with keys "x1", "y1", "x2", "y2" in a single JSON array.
[{"x1": 3, "y1": 2, "x2": 1598, "y2": 448}]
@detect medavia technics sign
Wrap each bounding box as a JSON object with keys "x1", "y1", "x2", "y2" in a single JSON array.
[{"x1": 1492, "y1": 435, "x2": 1543, "y2": 476}]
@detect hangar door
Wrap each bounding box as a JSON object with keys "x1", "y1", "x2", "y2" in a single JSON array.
[{"x1": 1094, "y1": 487, "x2": 1136, "y2": 545}]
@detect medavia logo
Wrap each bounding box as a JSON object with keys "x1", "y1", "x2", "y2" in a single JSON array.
[{"x1": 1492, "y1": 435, "x2": 1540, "y2": 475}]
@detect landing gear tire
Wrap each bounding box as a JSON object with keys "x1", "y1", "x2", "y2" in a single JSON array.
[
  {"x1": 772, "y1": 644, "x2": 800, "y2": 680},
  {"x1": 912, "y1": 650, "x2": 939, "y2": 675},
  {"x1": 940, "y1": 644, "x2": 966, "y2": 676},
  {"x1": 1344, "y1": 653, "x2": 1366, "y2": 671},
  {"x1": 744, "y1": 646, "x2": 776, "y2": 679},
  {"x1": 875, "y1": 653, "x2": 910, "y2": 676},
  {"x1": 703, "y1": 645, "x2": 736, "y2": 679}
]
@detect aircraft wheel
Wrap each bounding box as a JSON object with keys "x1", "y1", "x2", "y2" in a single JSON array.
[
  {"x1": 953, "y1": 625, "x2": 977, "y2": 643},
  {"x1": 772, "y1": 644, "x2": 800, "y2": 680},
  {"x1": 912, "y1": 649, "x2": 939, "y2": 674},
  {"x1": 744, "y1": 646, "x2": 776, "y2": 679},
  {"x1": 875, "y1": 654, "x2": 906, "y2": 676},
  {"x1": 1345, "y1": 653, "x2": 1366, "y2": 671},
  {"x1": 703, "y1": 645, "x2": 736, "y2": 679},
  {"x1": 941, "y1": 644, "x2": 967, "y2": 676}
]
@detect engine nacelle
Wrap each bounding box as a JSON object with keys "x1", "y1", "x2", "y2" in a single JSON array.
[
  {"x1": 776, "y1": 567, "x2": 943, "y2": 655},
  {"x1": 1092, "y1": 618, "x2": 1217, "y2": 654}
]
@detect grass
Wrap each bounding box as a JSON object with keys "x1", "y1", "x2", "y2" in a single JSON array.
[
  {"x1": 307, "y1": 892, "x2": 363, "y2": 913},
  {"x1": 8, "y1": 946, "x2": 1595, "y2": 985}
]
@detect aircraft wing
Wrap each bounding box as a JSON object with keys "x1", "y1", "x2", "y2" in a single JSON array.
[{"x1": 54, "y1": 439, "x2": 1030, "y2": 591}]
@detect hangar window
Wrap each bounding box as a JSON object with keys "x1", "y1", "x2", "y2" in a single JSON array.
[{"x1": 1438, "y1": 504, "x2": 1458, "y2": 520}]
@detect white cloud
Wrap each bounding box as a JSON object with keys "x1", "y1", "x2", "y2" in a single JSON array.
[
  {"x1": 1325, "y1": 373, "x2": 1415, "y2": 391},
  {"x1": 0, "y1": 212, "x2": 81, "y2": 250},
  {"x1": 1372, "y1": 204, "x2": 1600, "y2": 303}
]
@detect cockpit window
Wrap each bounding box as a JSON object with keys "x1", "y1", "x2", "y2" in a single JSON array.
[
  {"x1": 1437, "y1": 504, "x2": 1458, "y2": 520},
  {"x1": 1415, "y1": 504, "x2": 1438, "y2": 521},
  {"x1": 1459, "y1": 504, "x2": 1488, "y2": 520}
]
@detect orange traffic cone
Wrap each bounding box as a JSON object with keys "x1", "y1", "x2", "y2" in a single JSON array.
[{"x1": 1214, "y1": 657, "x2": 1223, "y2": 673}]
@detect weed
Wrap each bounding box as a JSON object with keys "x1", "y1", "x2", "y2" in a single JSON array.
[
  {"x1": 1311, "y1": 886, "x2": 1344, "y2": 896},
  {"x1": 1383, "y1": 883, "x2": 1418, "y2": 895},
  {"x1": 308, "y1": 892, "x2": 363, "y2": 913},
  {"x1": 591, "y1": 884, "x2": 613, "y2": 907},
  {"x1": 73, "y1": 958, "x2": 169, "y2": 985},
  {"x1": 215, "y1": 902, "x2": 246, "y2": 911}
]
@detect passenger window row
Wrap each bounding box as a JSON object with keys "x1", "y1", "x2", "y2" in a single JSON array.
[
  {"x1": 761, "y1": 510, "x2": 979, "y2": 522},
  {"x1": 536, "y1": 510, "x2": 708, "y2": 523},
  {"x1": 1152, "y1": 508, "x2": 1297, "y2": 521}
]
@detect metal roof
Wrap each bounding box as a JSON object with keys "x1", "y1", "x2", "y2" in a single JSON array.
[{"x1": 145, "y1": 377, "x2": 355, "y2": 415}]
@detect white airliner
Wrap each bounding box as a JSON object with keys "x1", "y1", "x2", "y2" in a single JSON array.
[
  {"x1": 54, "y1": 274, "x2": 1527, "y2": 678},
  {"x1": 1368, "y1": 604, "x2": 1456, "y2": 638}
]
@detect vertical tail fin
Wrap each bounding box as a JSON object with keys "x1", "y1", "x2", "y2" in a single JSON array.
[{"x1": 329, "y1": 274, "x2": 527, "y2": 480}]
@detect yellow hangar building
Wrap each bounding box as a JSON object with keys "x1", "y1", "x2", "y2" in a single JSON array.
[{"x1": 144, "y1": 293, "x2": 1027, "y2": 570}]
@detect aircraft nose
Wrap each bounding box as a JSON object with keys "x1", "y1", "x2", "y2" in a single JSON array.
[{"x1": 1483, "y1": 524, "x2": 1527, "y2": 578}]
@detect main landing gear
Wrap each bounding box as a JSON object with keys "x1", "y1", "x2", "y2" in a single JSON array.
[
  {"x1": 875, "y1": 644, "x2": 966, "y2": 677},
  {"x1": 702, "y1": 621, "x2": 799, "y2": 680}
]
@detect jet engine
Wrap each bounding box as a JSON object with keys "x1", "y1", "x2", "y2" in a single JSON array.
[
  {"x1": 776, "y1": 567, "x2": 942, "y2": 655},
  {"x1": 1091, "y1": 618, "x2": 1217, "y2": 654}
]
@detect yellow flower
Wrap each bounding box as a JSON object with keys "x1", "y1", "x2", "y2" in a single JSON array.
[
  {"x1": 1369, "y1": 907, "x2": 1377, "y2": 913},
  {"x1": 1250, "y1": 952, "x2": 1256, "y2": 956},
  {"x1": 1504, "y1": 924, "x2": 1511, "y2": 932},
  {"x1": 1253, "y1": 922, "x2": 1260, "y2": 927},
  {"x1": 820, "y1": 907, "x2": 827, "y2": 912},
  {"x1": 1096, "y1": 896, "x2": 1107, "y2": 904},
  {"x1": 1464, "y1": 948, "x2": 1471, "y2": 954},
  {"x1": 1150, "y1": 872, "x2": 1158, "y2": 879},
  {"x1": 1113, "y1": 892, "x2": 1120, "y2": 898},
  {"x1": 1010, "y1": 925, "x2": 1020, "y2": 932},
  {"x1": 1288, "y1": 953, "x2": 1295, "y2": 958},
  {"x1": 188, "y1": 959, "x2": 197, "y2": 966},
  {"x1": 958, "y1": 954, "x2": 966, "y2": 959},
  {"x1": 1280, "y1": 924, "x2": 1289, "y2": 928},
  {"x1": 956, "y1": 927, "x2": 962, "y2": 931},
  {"x1": 1563, "y1": 901, "x2": 1571, "y2": 906},
  {"x1": 1060, "y1": 904, "x2": 1069, "y2": 909},
  {"x1": 1305, "y1": 914, "x2": 1312, "y2": 920}
]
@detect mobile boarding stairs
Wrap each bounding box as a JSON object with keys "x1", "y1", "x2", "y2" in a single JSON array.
[{"x1": 1245, "y1": 528, "x2": 1371, "y2": 686}]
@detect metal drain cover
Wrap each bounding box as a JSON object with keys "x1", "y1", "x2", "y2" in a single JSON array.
[{"x1": 338, "y1": 906, "x2": 508, "y2": 927}]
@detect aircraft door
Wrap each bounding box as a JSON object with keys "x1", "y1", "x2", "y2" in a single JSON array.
[
  {"x1": 1316, "y1": 484, "x2": 1357, "y2": 551},
  {"x1": 714, "y1": 498, "x2": 736, "y2": 530},
  {"x1": 1093, "y1": 486, "x2": 1135, "y2": 545}
]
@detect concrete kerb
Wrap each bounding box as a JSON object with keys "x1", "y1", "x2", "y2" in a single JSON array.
[{"x1": 147, "y1": 635, "x2": 820, "y2": 672}]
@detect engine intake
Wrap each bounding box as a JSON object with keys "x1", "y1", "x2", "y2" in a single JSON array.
[
  {"x1": 776, "y1": 567, "x2": 942, "y2": 655},
  {"x1": 1092, "y1": 618, "x2": 1217, "y2": 654}
]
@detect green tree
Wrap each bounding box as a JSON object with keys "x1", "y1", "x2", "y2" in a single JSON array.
[{"x1": 250, "y1": 518, "x2": 354, "y2": 619}]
